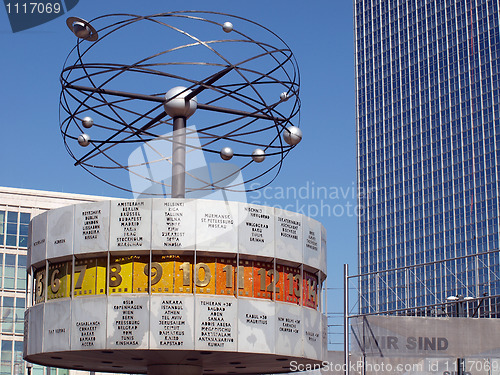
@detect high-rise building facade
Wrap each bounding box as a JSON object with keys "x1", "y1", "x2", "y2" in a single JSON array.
[
  {"x1": 355, "y1": 0, "x2": 500, "y2": 315},
  {"x1": 0, "y1": 187, "x2": 110, "y2": 375}
]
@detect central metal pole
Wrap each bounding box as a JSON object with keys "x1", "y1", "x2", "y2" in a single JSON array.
[
  {"x1": 344, "y1": 263, "x2": 350, "y2": 375},
  {"x1": 172, "y1": 116, "x2": 186, "y2": 198}
]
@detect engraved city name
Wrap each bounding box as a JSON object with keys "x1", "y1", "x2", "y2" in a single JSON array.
[
  {"x1": 198, "y1": 300, "x2": 235, "y2": 348},
  {"x1": 113, "y1": 300, "x2": 142, "y2": 346},
  {"x1": 161, "y1": 202, "x2": 186, "y2": 247},
  {"x1": 278, "y1": 316, "x2": 301, "y2": 334},
  {"x1": 241, "y1": 206, "x2": 273, "y2": 249},
  {"x1": 245, "y1": 313, "x2": 268, "y2": 325},
  {"x1": 277, "y1": 217, "x2": 300, "y2": 240},
  {"x1": 82, "y1": 209, "x2": 102, "y2": 240},
  {"x1": 34, "y1": 239, "x2": 45, "y2": 246},
  {"x1": 306, "y1": 330, "x2": 319, "y2": 342},
  {"x1": 306, "y1": 230, "x2": 318, "y2": 251},
  {"x1": 200, "y1": 213, "x2": 234, "y2": 229},
  {"x1": 115, "y1": 202, "x2": 145, "y2": 247},
  {"x1": 245, "y1": 206, "x2": 270, "y2": 219},
  {"x1": 158, "y1": 299, "x2": 186, "y2": 346},
  {"x1": 76, "y1": 321, "x2": 100, "y2": 347}
]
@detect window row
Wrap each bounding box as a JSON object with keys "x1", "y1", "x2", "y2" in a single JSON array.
[
  {"x1": 0, "y1": 296, "x2": 25, "y2": 334},
  {"x1": 0, "y1": 211, "x2": 30, "y2": 248},
  {"x1": 0, "y1": 253, "x2": 27, "y2": 291}
]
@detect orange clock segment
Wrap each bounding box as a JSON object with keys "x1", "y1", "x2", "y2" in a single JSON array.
[
  {"x1": 174, "y1": 256, "x2": 193, "y2": 293},
  {"x1": 303, "y1": 270, "x2": 318, "y2": 309},
  {"x1": 282, "y1": 265, "x2": 301, "y2": 305},
  {"x1": 216, "y1": 257, "x2": 237, "y2": 296},
  {"x1": 194, "y1": 257, "x2": 215, "y2": 294},
  {"x1": 253, "y1": 260, "x2": 277, "y2": 300},
  {"x1": 237, "y1": 259, "x2": 253, "y2": 297}
]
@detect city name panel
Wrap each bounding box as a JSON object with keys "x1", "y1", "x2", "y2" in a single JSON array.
[{"x1": 25, "y1": 198, "x2": 327, "y2": 374}]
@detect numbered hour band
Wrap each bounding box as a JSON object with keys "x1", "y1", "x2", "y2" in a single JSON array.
[{"x1": 33, "y1": 255, "x2": 321, "y2": 310}]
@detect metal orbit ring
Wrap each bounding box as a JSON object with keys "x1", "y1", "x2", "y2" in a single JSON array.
[{"x1": 60, "y1": 11, "x2": 302, "y2": 196}]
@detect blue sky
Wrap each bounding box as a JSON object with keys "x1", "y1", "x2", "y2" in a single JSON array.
[{"x1": 0, "y1": 0, "x2": 356, "y2": 346}]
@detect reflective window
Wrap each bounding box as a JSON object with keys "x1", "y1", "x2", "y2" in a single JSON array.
[
  {"x1": 0, "y1": 211, "x2": 31, "y2": 248},
  {"x1": 19, "y1": 212, "x2": 30, "y2": 225},
  {"x1": 13, "y1": 342, "x2": 24, "y2": 375},
  {"x1": 3, "y1": 254, "x2": 16, "y2": 289},
  {"x1": 19, "y1": 213, "x2": 30, "y2": 248},
  {"x1": 0, "y1": 340, "x2": 12, "y2": 375},
  {"x1": 6, "y1": 212, "x2": 18, "y2": 245},
  {"x1": 15, "y1": 298, "x2": 24, "y2": 334},
  {"x1": 0, "y1": 211, "x2": 4, "y2": 245},
  {"x1": 1, "y1": 297, "x2": 14, "y2": 333},
  {"x1": 17, "y1": 255, "x2": 26, "y2": 291},
  {"x1": 6, "y1": 212, "x2": 17, "y2": 247}
]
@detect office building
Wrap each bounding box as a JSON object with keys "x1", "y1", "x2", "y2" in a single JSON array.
[
  {"x1": 0, "y1": 187, "x2": 109, "y2": 375},
  {"x1": 355, "y1": 0, "x2": 500, "y2": 315}
]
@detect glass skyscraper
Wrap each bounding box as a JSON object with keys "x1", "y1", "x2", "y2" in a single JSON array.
[{"x1": 355, "y1": 0, "x2": 500, "y2": 316}]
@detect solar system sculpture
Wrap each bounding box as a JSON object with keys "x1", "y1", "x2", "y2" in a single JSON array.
[{"x1": 24, "y1": 12, "x2": 327, "y2": 375}]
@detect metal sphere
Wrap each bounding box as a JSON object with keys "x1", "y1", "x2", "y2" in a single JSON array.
[
  {"x1": 72, "y1": 22, "x2": 91, "y2": 39},
  {"x1": 66, "y1": 17, "x2": 99, "y2": 41},
  {"x1": 283, "y1": 126, "x2": 302, "y2": 146},
  {"x1": 222, "y1": 22, "x2": 233, "y2": 33},
  {"x1": 220, "y1": 147, "x2": 234, "y2": 161},
  {"x1": 164, "y1": 86, "x2": 197, "y2": 118},
  {"x1": 280, "y1": 92, "x2": 289, "y2": 101},
  {"x1": 82, "y1": 116, "x2": 94, "y2": 129},
  {"x1": 78, "y1": 133, "x2": 91, "y2": 147},
  {"x1": 252, "y1": 148, "x2": 266, "y2": 163}
]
